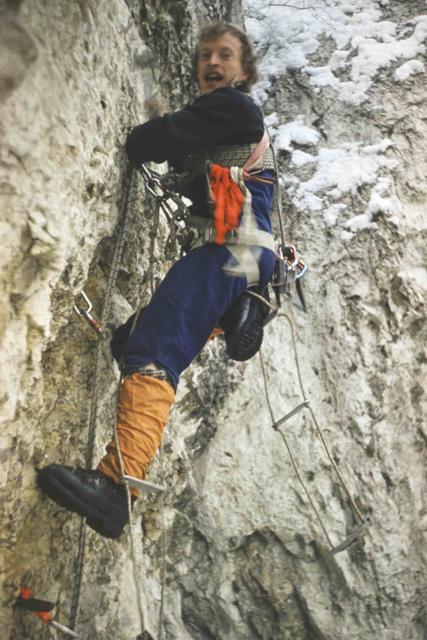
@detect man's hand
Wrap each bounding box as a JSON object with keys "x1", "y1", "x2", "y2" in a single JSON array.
[{"x1": 143, "y1": 93, "x2": 168, "y2": 119}]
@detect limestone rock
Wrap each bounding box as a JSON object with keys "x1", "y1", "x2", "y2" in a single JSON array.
[{"x1": 1, "y1": 1, "x2": 426, "y2": 639}]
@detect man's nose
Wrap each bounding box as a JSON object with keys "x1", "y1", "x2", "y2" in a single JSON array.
[{"x1": 208, "y1": 51, "x2": 221, "y2": 66}]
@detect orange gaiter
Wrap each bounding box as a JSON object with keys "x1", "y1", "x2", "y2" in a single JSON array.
[{"x1": 98, "y1": 373, "x2": 175, "y2": 496}]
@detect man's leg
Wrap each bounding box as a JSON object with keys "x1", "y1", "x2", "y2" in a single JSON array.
[
  {"x1": 95, "y1": 244, "x2": 249, "y2": 484},
  {"x1": 97, "y1": 372, "x2": 175, "y2": 490},
  {"x1": 37, "y1": 245, "x2": 248, "y2": 538}
]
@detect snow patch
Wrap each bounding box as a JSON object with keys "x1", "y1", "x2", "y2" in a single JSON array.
[
  {"x1": 394, "y1": 59, "x2": 425, "y2": 81},
  {"x1": 245, "y1": 0, "x2": 427, "y2": 105},
  {"x1": 291, "y1": 150, "x2": 316, "y2": 167},
  {"x1": 243, "y1": 1, "x2": 415, "y2": 235},
  {"x1": 344, "y1": 212, "x2": 378, "y2": 232},
  {"x1": 275, "y1": 115, "x2": 320, "y2": 151},
  {"x1": 284, "y1": 140, "x2": 398, "y2": 229}
]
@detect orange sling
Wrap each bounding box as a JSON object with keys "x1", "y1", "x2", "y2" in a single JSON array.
[{"x1": 209, "y1": 163, "x2": 245, "y2": 245}]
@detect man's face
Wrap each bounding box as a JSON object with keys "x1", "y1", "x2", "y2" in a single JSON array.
[{"x1": 196, "y1": 33, "x2": 248, "y2": 94}]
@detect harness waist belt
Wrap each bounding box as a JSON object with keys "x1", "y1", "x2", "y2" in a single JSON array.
[
  {"x1": 209, "y1": 143, "x2": 275, "y2": 171},
  {"x1": 188, "y1": 215, "x2": 275, "y2": 252}
]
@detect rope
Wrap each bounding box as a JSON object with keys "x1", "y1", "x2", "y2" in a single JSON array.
[
  {"x1": 147, "y1": 199, "x2": 161, "y2": 296},
  {"x1": 147, "y1": 211, "x2": 168, "y2": 640},
  {"x1": 157, "y1": 440, "x2": 167, "y2": 640},
  {"x1": 267, "y1": 127, "x2": 287, "y2": 250},
  {"x1": 69, "y1": 164, "x2": 135, "y2": 631},
  {"x1": 113, "y1": 377, "x2": 147, "y2": 636},
  {"x1": 112, "y1": 175, "x2": 169, "y2": 640},
  {"x1": 270, "y1": 124, "x2": 363, "y2": 513},
  {"x1": 246, "y1": 289, "x2": 277, "y2": 313},
  {"x1": 282, "y1": 309, "x2": 365, "y2": 524},
  {"x1": 259, "y1": 350, "x2": 334, "y2": 548}
]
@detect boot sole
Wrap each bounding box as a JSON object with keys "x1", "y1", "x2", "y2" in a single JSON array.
[{"x1": 37, "y1": 468, "x2": 127, "y2": 539}]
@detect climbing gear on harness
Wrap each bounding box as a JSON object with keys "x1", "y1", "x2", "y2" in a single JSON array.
[
  {"x1": 137, "y1": 164, "x2": 190, "y2": 261},
  {"x1": 220, "y1": 285, "x2": 270, "y2": 361},
  {"x1": 15, "y1": 588, "x2": 78, "y2": 638},
  {"x1": 208, "y1": 131, "x2": 272, "y2": 245},
  {"x1": 135, "y1": 129, "x2": 306, "y2": 306},
  {"x1": 97, "y1": 372, "x2": 175, "y2": 497},
  {"x1": 37, "y1": 464, "x2": 132, "y2": 539},
  {"x1": 189, "y1": 131, "x2": 277, "y2": 284},
  {"x1": 273, "y1": 243, "x2": 307, "y2": 293}
]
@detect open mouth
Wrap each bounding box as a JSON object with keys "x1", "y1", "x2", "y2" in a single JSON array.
[{"x1": 205, "y1": 73, "x2": 224, "y2": 83}]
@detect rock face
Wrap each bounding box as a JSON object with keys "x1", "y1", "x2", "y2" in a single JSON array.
[{"x1": 1, "y1": 1, "x2": 426, "y2": 639}]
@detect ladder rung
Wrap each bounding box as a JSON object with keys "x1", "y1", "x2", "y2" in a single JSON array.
[
  {"x1": 330, "y1": 516, "x2": 370, "y2": 555},
  {"x1": 121, "y1": 475, "x2": 166, "y2": 493},
  {"x1": 51, "y1": 620, "x2": 79, "y2": 638},
  {"x1": 273, "y1": 400, "x2": 310, "y2": 429}
]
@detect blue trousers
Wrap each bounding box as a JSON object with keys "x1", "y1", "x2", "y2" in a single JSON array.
[{"x1": 122, "y1": 244, "x2": 275, "y2": 389}]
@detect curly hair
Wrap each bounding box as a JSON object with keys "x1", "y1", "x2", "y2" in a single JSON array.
[{"x1": 193, "y1": 22, "x2": 259, "y2": 92}]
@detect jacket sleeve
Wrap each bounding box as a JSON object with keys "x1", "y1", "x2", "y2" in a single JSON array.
[{"x1": 126, "y1": 88, "x2": 262, "y2": 166}]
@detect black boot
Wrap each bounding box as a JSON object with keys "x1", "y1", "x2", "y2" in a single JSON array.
[
  {"x1": 220, "y1": 286, "x2": 270, "y2": 362},
  {"x1": 37, "y1": 464, "x2": 130, "y2": 539}
]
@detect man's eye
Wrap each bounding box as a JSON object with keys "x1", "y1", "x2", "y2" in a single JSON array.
[
  {"x1": 221, "y1": 52, "x2": 232, "y2": 60},
  {"x1": 201, "y1": 51, "x2": 211, "y2": 60}
]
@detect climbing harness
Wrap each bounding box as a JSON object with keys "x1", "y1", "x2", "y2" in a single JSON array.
[
  {"x1": 188, "y1": 131, "x2": 277, "y2": 286},
  {"x1": 15, "y1": 588, "x2": 78, "y2": 638}
]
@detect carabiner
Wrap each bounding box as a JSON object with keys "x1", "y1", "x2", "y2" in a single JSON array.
[
  {"x1": 73, "y1": 290, "x2": 104, "y2": 336},
  {"x1": 138, "y1": 164, "x2": 164, "y2": 198}
]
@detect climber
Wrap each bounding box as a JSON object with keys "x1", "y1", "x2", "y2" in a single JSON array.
[{"x1": 37, "y1": 22, "x2": 277, "y2": 538}]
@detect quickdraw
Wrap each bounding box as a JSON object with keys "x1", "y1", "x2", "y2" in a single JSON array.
[
  {"x1": 272, "y1": 242, "x2": 308, "y2": 312},
  {"x1": 73, "y1": 290, "x2": 104, "y2": 337},
  {"x1": 15, "y1": 588, "x2": 78, "y2": 638},
  {"x1": 137, "y1": 164, "x2": 190, "y2": 260}
]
